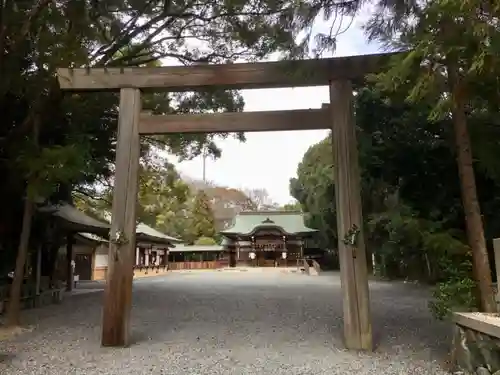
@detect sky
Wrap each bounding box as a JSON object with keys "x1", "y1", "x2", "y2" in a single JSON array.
[{"x1": 169, "y1": 10, "x2": 382, "y2": 205}]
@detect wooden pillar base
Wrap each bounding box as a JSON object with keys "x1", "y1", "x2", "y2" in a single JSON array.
[
  {"x1": 330, "y1": 80, "x2": 373, "y2": 351},
  {"x1": 493, "y1": 238, "x2": 500, "y2": 311}
]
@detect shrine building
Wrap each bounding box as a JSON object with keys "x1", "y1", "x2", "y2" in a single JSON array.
[{"x1": 220, "y1": 211, "x2": 319, "y2": 267}]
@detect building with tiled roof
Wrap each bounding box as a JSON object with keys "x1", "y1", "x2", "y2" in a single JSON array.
[{"x1": 219, "y1": 211, "x2": 318, "y2": 267}]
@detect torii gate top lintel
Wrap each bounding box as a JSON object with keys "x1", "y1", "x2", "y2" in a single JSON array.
[{"x1": 56, "y1": 52, "x2": 399, "y2": 92}]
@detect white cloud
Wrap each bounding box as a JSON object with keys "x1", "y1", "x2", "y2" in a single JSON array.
[{"x1": 170, "y1": 13, "x2": 381, "y2": 205}]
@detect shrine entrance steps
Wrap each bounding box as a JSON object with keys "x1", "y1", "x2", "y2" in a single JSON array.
[{"x1": 299, "y1": 259, "x2": 321, "y2": 276}]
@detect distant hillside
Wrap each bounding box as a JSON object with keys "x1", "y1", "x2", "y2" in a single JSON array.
[{"x1": 181, "y1": 175, "x2": 255, "y2": 230}]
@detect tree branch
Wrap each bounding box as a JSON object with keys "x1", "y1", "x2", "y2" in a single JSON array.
[{"x1": 74, "y1": 188, "x2": 112, "y2": 206}]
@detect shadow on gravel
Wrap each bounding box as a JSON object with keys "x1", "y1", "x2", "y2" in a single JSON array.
[
  {"x1": 129, "y1": 330, "x2": 151, "y2": 345},
  {"x1": 0, "y1": 353, "x2": 15, "y2": 364}
]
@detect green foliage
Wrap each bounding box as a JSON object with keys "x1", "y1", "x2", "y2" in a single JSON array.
[
  {"x1": 185, "y1": 191, "x2": 217, "y2": 244},
  {"x1": 74, "y1": 157, "x2": 193, "y2": 239},
  {"x1": 290, "y1": 83, "x2": 500, "y2": 318},
  {"x1": 429, "y1": 278, "x2": 478, "y2": 320},
  {"x1": 290, "y1": 137, "x2": 336, "y2": 250},
  {"x1": 427, "y1": 229, "x2": 477, "y2": 319},
  {"x1": 362, "y1": 0, "x2": 500, "y2": 312},
  {"x1": 368, "y1": 205, "x2": 478, "y2": 319},
  {"x1": 0, "y1": 0, "x2": 326, "y2": 248},
  {"x1": 73, "y1": 188, "x2": 112, "y2": 223},
  {"x1": 194, "y1": 237, "x2": 217, "y2": 246},
  {"x1": 137, "y1": 160, "x2": 191, "y2": 237},
  {"x1": 18, "y1": 143, "x2": 90, "y2": 200},
  {"x1": 280, "y1": 201, "x2": 302, "y2": 211},
  {"x1": 363, "y1": 0, "x2": 500, "y2": 187},
  {"x1": 368, "y1": 0, "x2": 500, "y2": 112},
  {"x1": 0, "y1": 0, "x2": 347, "y2": 282}
]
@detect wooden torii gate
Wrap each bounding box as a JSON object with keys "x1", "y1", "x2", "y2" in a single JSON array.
[{"x1": 56, "y1": 52, "x2": 395, "y2": 351}]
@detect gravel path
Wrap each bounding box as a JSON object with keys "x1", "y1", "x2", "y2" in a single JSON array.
[{"x1": 0, "y1": 271, "x2": 451, "y2": 375}]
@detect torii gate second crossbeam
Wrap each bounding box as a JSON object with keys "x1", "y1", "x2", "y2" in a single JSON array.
[{"x1": 56, "y1": 52, "x2": 398, "y2": 351}]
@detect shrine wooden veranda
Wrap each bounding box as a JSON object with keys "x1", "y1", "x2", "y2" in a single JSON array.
[{"x1": 56, "y1": 51, "x2": 399, "y2": 351}]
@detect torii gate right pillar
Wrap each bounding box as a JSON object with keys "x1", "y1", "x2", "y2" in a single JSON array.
[{"x1": 330, "y1": 80, "x2": 373, "y2": 351}]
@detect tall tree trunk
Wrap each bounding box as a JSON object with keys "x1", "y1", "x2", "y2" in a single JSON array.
[
  {"x1": 5, "y1": 197, "x2": 34, "y2": 326},
  {"x1": 5, "y1": 113, "x2": 40, "y2": 326},
  {"x1": 447, "y1": 59, "x2": 496, "y2": 312}
]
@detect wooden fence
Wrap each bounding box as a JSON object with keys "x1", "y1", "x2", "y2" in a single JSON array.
[
  {"x1": 168, "y1": 261, "x2": 223, "y2": 270},
  {"x1": 0, "y1": 279, "x2": 64, "y2": 314},
  {"x1": 236, "y1": 259, "x2": 295, "y2": 267}
]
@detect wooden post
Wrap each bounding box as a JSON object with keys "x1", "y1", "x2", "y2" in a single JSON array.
[
  {"x1": 493, "y1": 238, "x2": 500, "y2": 310},
  {"x1": 102, "y1": 88, "x2": 141, "y2": 347},
  {"x1": 330, "y1": 80, "x2": 373, "y2": 351},
  {"x1": 35, "y1": 245, "x2": 42, "y2": 295},
  {"x1": 66, "y1": 234, "x2": 74, "y2": 292}
]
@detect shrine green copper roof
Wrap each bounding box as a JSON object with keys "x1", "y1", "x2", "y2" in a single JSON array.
[
  {"x1": 136, "y1": 223, "x2": 183, "y2": 245},
  {"x1": 220, "y1": 211, "x2": 318, "y2": 236}
]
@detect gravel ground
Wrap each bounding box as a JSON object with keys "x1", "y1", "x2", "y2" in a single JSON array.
[{"x1": 0, "y1": 271, "x2": 451, "y2": 375}]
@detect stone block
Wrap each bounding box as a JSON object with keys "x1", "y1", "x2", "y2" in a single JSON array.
[
  {"x1": 477, "y1": 366, "x2": 491, "y2": 374},
  {"x1": 452, "y1": 313, "x2": 500, "y2": 375},
  {"x1": 477, "y1": 332, "x2": 500, "y2": 372}
]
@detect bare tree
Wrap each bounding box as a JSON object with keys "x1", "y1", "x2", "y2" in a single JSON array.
[{"x1": 244, "y1": 188, "x2": 277, "y2": 210}]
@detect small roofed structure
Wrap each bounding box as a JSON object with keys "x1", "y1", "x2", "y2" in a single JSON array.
[
  {"x1": 44, "y1": 204, "x2": 182, "y2": 282},
  {"x1": 132, "y1": 223, "x2": 181, "y2": 278},
  {"x1": 68, "y1": 224, "x2": 183, "y2": 281},
  {"x1": 136, "y1": 223, "x2": 182, "y2": 246},
  {"x1": 39, "y1": 203, "x2": 110, "y2": 236},
  {"x1": 60, "y1": 232, "x2": 108, "y2": 281},
  {"x1": 42, "y1": 203, "x2": 182, "y2": 245},
  {"x1": 38, "y1": 203, "x2": 111, "y2": 291},
  {"x1": 168, "y1": 244, "x2": 227, "y2": 270},
  {"x1": 220, "y1": 211, "x2": 318, "y2": 267},
  {"x1": 77, "y1": 232, "x2": 108, "y2": 243}
]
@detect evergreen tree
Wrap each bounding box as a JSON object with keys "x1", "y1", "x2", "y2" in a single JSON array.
[
  {"x1": 364, "y1": 0, "x2": 500, "y2": 313},
  {"x1": 186, "y1": 191, "x2": 216, "y2": 243}
]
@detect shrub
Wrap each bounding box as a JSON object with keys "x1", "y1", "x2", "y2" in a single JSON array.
[{"x1": 366, "y1": 204, "x2": 478, "y2": 319}]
